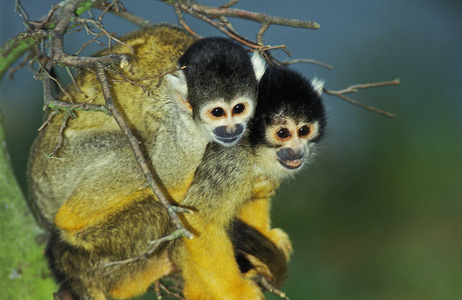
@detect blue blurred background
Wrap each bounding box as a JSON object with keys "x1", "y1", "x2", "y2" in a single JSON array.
[{"x1": 1, "y1": 1, "x2": 461, "y2": 299}]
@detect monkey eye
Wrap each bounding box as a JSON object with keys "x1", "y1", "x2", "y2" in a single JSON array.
[
  {"x1": 276, "y1": 128, "x2": 291, "y2": 139},
  {"x1": 211, "y1": 107, "x2": 225, "y2": 117},
  {"x1": 232, "y1": 103, "x2": 245, "y2": 115},
  {"x1": 298, "y1": 125, "x2": 311, "y2": 137}
]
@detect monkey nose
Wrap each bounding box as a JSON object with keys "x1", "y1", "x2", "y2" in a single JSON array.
[
  {"x1": 225, "y1": 125, "x2": 237, "y2": 133},
  {"x1": 213, "y1": 124, "x2": 245, "y2": 145}
]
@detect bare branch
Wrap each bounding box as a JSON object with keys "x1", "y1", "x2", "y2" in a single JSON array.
[
  {"x1": 95, "y1": 66, "x2": 193, "y2": 240},
  {"x1": 328, "y1": 79, "x2": 400, "y2": 94},
  {"x1": 174, "y1": 3, "x2": 200, "y2": 38},
  {"x1": 281, "y1": 58, "x2": 334, "y2": 70},
  {"x1": 46, "y1": 110, "x2": 72, "y2": 158},
  {"x1": 163, "y1": 0, "x2": 320, "y2": 29},
  {"x1": 157, "y1": 280, "x2": 185, "y2": 299},
  {"x1": 72, "y1": 17, "x2": 134, "y2": 54},
  {"x1": 14, "y1": 0, "x2": 34, "y2": 31},
  {"x1": 93, "y1": 2, "x2": 152, "y2": 28},
  {"x1": 220, "y1": 0, "x2": 239, "y2": 9},
  {"x1": 110, "y1": 66, "x2": 187, "y2": 96},
  {"x1": 256, "y1": 21, "x2": 270, "y2": 46},
  {"x1": 100, "y1": 228, "x2": 188, "y2": 269},
  {"x1": 324, "y1": 79, "x2": 400, "y2": 118}
]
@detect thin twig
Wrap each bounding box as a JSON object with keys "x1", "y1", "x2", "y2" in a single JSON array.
[
  {"x1": 110, "y1": 66, "x2": 187, "y2": 96},
  {"x1": 281, "y1": 58, "x2": 334, "y2": 70},
  {"x1": 164, "y1": 0, "x2": 320, "y2": 29},
  {"x1": 174, "y1": 3, "x2": 200, "y2": 38},
  {"x1": 14, "y1": 0, "x2": 34, "y2": 31},
  {"x1": 158, "y1": 281, "x2": 185, "y2": 300},
  {"x1": 220, "y1": 0, "x2": 239, "y2": 9},
  {"x1": 329, "y1": 79, "x2": 400, "y2": 94},
  {"x1": 93, "y1": 2, "x2": 151, "y2": 28},
  {"x1": 46, "y1": 110, "x2": 72, "y2": 158},
  {"x1": 73, "y1": 17, "x2": 134, "y2": 54},
  {"x1": 324, "y1": 79, "x2": 400, "y2": 118},
  {"x1": 95, "y1": 65, "x2": 193, "y2": 240},
  {"x1": 38, "y1": 110, "x2": 59, "y2": 131},
  {"x1": 65, "y1": 67, "x2": 81, "y2": 93},
  {"x1": 256, "y1": 21, "x2": 270, "y2": 46},
  {"x1": 100, "y1": 228, "x2": 187, "y2": 269}
]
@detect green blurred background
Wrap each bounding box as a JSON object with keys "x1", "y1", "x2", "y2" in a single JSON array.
[{"x1": 1, "y1": 0, "x2": 461, "y2": 299}]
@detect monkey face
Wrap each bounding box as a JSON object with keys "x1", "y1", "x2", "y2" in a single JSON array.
[
  {"x1": 198, "y1": 98, "x2": 255, "y2": 146},
  {"x1": 253, "y1": 118, "x2": 322, "y2": 179},
  {"x1": 269, "y1": 119, "x2": 321, "y2": 170}
]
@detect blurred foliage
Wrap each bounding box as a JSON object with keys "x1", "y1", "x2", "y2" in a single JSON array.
[{"x1": 0, "y1": 113, "x2": 57, "y2": 299}]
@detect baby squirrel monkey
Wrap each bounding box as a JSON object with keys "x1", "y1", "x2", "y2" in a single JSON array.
[
  {"x1": 30, "y1": 25, "x2": 266, "y2": 299},
  {"x1": 230, "y1": 64, "x2": 326, "y2": 288},
  {"x1": 156, "y1": 65, "x2": 326, "y2": 298}
]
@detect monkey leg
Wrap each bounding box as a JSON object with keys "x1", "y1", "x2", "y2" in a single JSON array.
[
  {"x1": 48, "y1": 190, "x2": 177, "y2": 299},
  {"x1": 179, "y1": 220, "x2": 264, "y2": 300},
  {"x1": 109, "y1": 250, "x2": 174, "y2": 299}
]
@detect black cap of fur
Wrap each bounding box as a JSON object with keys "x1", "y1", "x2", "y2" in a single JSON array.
[
  {"x1": 179, "y1": 38, "x2": 259, "y2": 115},
  {"x1": 249, "y1": 65, "x2": 327, "y2": 147}
]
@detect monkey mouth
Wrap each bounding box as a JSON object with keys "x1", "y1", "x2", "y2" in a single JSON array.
[
  {"x1": 278, "y1": 158, "x2": 303, "y2": 170},
  {"x1": 216, "y1": 135, "x2": 240, "y2": 144}
]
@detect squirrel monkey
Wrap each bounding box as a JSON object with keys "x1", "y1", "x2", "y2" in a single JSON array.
[
  {"x1": 30, "y1": 25, "x2": 266, "y2": 299},
  {"x1": 44, "y1": 64, "x2": 325, "y2": 299},
  {"x1": 230, "y1": 65, "x2": 326, "y2": 288},
  {"x1": 29, "y1": 24, "x2": 265, "y2": 231}
]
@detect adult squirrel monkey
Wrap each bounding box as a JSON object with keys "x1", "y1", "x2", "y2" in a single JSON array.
[
  {"x1": 29, "y1": 24, "x2": 264, "y2": 231},
  {"x1": 29, "y1": 24, "x2": 265, "y2": 299}
]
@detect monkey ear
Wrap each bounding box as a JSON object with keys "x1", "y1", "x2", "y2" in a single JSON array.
[
  {"x1": 165, "y1": 70, "x2": 192, "y2": 112},
  {"x1": 311, "y1": 78, "x2": 325, "y2": 95},
  {"x1": 165, "y1": 70, "x2": 188, "y2": 101},
  {"x1": 251, "y1": 51, "x2": 266, "y2": 82}
]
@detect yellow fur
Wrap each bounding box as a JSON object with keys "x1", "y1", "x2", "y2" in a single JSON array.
[
  {"x1": 181, "y1": 221, "x2": 263, "y2": 300},
  {"x1": 30, "y1": 24, "x2": 269, "y2": 299},
  {"x1": 110, "y1": 251, "x2": 174, "y2": 299},
  {"x1": 237, "y1": 176, "x2": 292, "y2": 259}
]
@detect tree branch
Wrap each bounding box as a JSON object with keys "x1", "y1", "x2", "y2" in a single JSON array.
[
  {"x1": 161, "y1": 0, "x2": 319, "y2": 29},
  {"x1": 95, "y1": 65, "x2": 193, "y2": 240},
  {"x1": 324, "y1": 79, "x2": 400, "y2": 118}
]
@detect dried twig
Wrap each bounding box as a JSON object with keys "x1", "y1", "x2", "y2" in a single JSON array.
[
  {"x1": 324, "y1": 79, "x2": 400, "y2": 118},
  {"x1": 95, "y1": 64, "x2": 193, "y2": 240},
  {"x1": 46, "y1": 110, "x2": 72, "y2": 158},
  {"x1": 110, "y1": 65, "x2": 187, "y2": 96},
  {"x1": 281, "y1": 58, "x2": 334, "y2": 70},
  {"x1": 163, "y1": 0, "x2": 319, "y2": 29},
  {"x1": 100, "y1": 228, "x2": 186, "y2": 269},
  {"x1": 154, "y1": 280, "x2": 185, "y2": 300},
  {"x1": 174, "y1": 3, "x2": 200, "y2": 38},
  {"x1": 93, "y1": 2, "x2": 151, "y2": 28}
]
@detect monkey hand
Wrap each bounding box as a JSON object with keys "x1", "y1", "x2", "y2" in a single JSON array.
[
  {"x1": 268, "y1": 228, "x2": 292, "y2": 260},
  {"x1": 252, "y1": 176, "x2": 280, "y2": 199}
]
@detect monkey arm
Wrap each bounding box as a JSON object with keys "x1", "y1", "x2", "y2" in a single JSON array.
[{"x1": 236, "y1": 176, "x2": 293, "y2": 259}]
